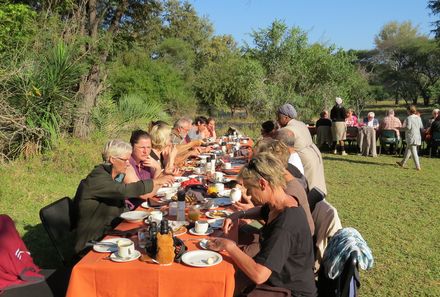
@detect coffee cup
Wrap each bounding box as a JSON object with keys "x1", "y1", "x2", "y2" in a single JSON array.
[
  {"x1": 148, "y1": 210, "x2": 163, "y2": 224},
  {"x1": 117, "y1": 239, "x2": 135, "y2": 258},
  {"x1": 195, "y1": 220, "x2": 209, "y2": 234},
  {"x1": 214, "y1": 172, "x2": 224, "y2": 182},
  {"x1": 230, "y1": 188, "x2": 242, "y2": 203},
  {"x1": 223, "y1": 162, "x2": 232, "y2": 169},
  {"x1": 215, "y1": 183, "x2": 225, "y2": 193},
  {"x1": 242, "y1": 139, "x2": 248, "y2": 144}
]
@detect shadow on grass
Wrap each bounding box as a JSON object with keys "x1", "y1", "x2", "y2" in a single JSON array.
[
  {"x1": 22, "y1": 224, "x2": 64, "y2": 269},
  {"x1": 323, "y1": 155, "x2": 400, "y2": 167}
]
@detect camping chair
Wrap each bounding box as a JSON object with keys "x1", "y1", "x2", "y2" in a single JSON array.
[
  {"x1": 378, "y1": 129, "x2": 399, "y2": 155},
  {"x1": 317, "y1": 250, "x2": 360, "y2": 297},
  {"x1": 39, "y1": 197, "x2": 75, "y2": 266},
  {"x1": 345, "y1": 126, "x2": 359, "y2": 152},
  {"x1": 2, "y1": 268, "x2": 72, "y2": 297},
  {"x1": 429, "y1": 131, "x2": 440, "y2": 157}
]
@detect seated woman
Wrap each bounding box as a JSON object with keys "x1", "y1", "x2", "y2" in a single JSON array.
[
  {"x1": 188, "y1": 116, "x2": 210, "y2": 140},
  {"x1": 73, "y1": 140, "x2": 173, "y2": 254},
  {"x1": 207, "y1": 117, "x2": 217, "y2": 139},
  {"x1": 345, "y1": 108, "x2": 358, "y2": 127},
  {"x1": 260, "y1": 120, "x2": 276, "y2": 139},
  {"x1": 207, "y1": 153, "x2": 317, "y2": 297},
  {"x1": 149, "y1": 122, "x2": 178, "y2": 175},
  {"x1": 124, "y1": 130, "x2": 163, "y2": 200}
]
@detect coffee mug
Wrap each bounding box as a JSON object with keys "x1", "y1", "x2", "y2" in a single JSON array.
[
  {"x1": 117, "y1": 239, "x2": 135, "y2": 258},
  {"x1": 214, "y1": 172, "x2": 224, "y2": 182},
  {"x1": 148, "y1": 210, "x2": 163, "y2": 224},
  {"x1": 242, "y1": 139, "x2": 248, "y2": 144},
  {"x1": 223, "y1": 162, "x2": 232, "y2": 169},
  {"x1": 195, "y1": 220, "x2": 209, "y2": 234},
  {"x1": 230, "y1": 188, "x2": 242, "y2": 203}
]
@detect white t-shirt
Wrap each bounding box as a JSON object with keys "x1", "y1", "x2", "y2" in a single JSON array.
[{"x1": 288, "y1": 153, "x2": 304, "y2": 175}]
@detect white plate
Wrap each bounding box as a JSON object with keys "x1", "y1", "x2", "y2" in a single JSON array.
[
  {"x1": 93, "y1": 237, "x2": 122, "y2": 253},
  {"x1": 109, "y1": 250, "x2": 141, "y2": 263},
  {"x1": 205, "y1": 210, "x2": 232, "y2": 219},
  {"x1": 188, "y1": 174, "x2": 199, "y2": 179},
  {"x1": 213, "y1": 197, "x2": 232, "y2": 206},
  {"x1": 169, "y1": 220, "x2": 189, "y2": 231},
  {"x1": 140, "y1": 201, "x2": 163, "y2": 209},
  {"x1": 181, "y1": 250, "x2": 222, "y2": 267},
  {"x1": 188, "y1": 227, "x2": 214, "y2": 236},
  {"x1": 207, "y1": 218, "x2": 225, "y2": 229},
  {"x1": 174, "y1": 176, "x2": 189, "y2": 182},
  {"x1": 120, "y1": 211, "x2": 149, "y2": 222}
]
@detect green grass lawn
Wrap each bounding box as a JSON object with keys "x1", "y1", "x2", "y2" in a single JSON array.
[{"x1": 1, "y1": 104, "x2": 439, "y2": 296}]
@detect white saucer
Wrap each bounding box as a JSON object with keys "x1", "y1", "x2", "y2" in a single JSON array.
[
  {"x1": 110, "y1": 250, "x2": 141, "y2": 262},
  {"x1": 189, "y1": 227, "x2": 214, "y2": 236}
]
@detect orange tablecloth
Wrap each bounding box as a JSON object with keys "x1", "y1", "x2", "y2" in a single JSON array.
[{"x1": 66, "y1": 219, "x2": 236, "y2": 297}]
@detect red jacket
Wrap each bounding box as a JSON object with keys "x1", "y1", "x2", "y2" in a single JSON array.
[{"x1": 0, "y1": 215, "x2": 43, "y2": 291}]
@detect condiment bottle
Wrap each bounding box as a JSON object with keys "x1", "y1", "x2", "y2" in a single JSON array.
[
  {"x1": 147, "y1": 221, "x2": 158, "y2": 256},
  {"x1": 176, "y1": 190, "x2": 186, "y2": 221}
]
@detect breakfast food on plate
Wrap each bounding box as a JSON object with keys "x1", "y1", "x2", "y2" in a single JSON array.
[
  {"x1": 209, "y1": 210, "x2": 228, "y2": 218},
  {"x1": 206, "y1": 256, "x2": 215, "y2": 265}
]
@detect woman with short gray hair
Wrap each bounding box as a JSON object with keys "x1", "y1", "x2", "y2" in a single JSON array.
[{"x1": 73, "y1": 139, "x2": 173, "y2": 254}]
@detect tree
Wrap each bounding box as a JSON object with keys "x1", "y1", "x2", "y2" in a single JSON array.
[
  {"x1": 374, "y1": 21, "x2": 440, "y2": 105},
  {"x1": 194, "y1": 54, "x2": 265, "y2": 116},
  {"x1": 428, "y1": 0, "x2": 440, "y2": 39}
]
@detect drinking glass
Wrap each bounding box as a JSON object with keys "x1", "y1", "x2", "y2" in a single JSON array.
[{"x1": 188, "y1": 205, "x2": 201, "y2": 222}]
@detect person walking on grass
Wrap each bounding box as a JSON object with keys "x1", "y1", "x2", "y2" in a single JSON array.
[{"x1": 396, "y1": 105, "x2": 424, "y2": 171}]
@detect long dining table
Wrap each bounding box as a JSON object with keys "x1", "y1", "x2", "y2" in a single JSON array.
[{"x1": 66, "y1": 139, "x2": 252, "y2": 297}]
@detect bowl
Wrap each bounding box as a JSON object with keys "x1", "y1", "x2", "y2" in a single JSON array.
[{"x1": 120, "y1": 211, "x2": 149, "y2": 222}]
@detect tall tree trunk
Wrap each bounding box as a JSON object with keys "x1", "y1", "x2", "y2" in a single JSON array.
[
  {"x1": 72, "y1": 0, "x2": 128, "y2": 137},
  {"x1": 73, "y1": 65, "x2": 102, "y2": 137}
]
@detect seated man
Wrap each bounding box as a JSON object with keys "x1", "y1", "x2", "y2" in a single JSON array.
[
  {"x1": 188, "y1": 116, "x2": 210, "y2": 140},
  {"x1": 171, "y1": 118, "x2": 204, "y2": 165},
  {"x1": 379, "y1": 109, "x2": 402, "y2": 154}
]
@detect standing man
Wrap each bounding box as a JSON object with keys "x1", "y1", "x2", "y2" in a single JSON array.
[
  {"x1": 330, "y1": 97, "x2": 347, "y2": 155},
  {"x1": 277, "y1": 103, "x2": 327, "y2": 195}
]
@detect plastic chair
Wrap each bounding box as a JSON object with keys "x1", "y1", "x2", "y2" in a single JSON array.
[
  {"x1": 429, "y1": 131, "x2": 440, "y2": 157},
  {"x1": 39, "y1": 197, "x2": 75, "y2": 266},
  {"x1": 378, "y1": 130, "x2": 398, "y2": 155},
  {"x1": 317, "y1": 250, "x2": 360, "y2": 297}
]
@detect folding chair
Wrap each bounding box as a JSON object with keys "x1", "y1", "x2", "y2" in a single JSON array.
[
  {"x1": 378, "y1": 130, "x2": 398, "y2": 155},
  {"x1": 39, "y1": 197, "x2": 75, "y2": 266},
  {"x1": 429, "y1": 131, "x2": 440, "y2": 157},
  {"x1": 317, "y1": 250, "x2": 360, "y2": 297}
]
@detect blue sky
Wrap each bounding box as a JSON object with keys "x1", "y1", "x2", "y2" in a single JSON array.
[{"x1": 188, "y1": 0, "x2": 436, "y2": 50}]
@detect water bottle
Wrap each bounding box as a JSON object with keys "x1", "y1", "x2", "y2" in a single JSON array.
[{"x1": 176, "y1": 190, "x2": 186, "y2": 221}]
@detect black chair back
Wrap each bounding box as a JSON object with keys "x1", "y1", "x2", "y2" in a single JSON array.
[
  {"x1": 307, "y1": 187, "x2": 325, "y2": 213},
  {"x1": 39, "y1": 197, "x2": 75, "y2": 265},
  {"x1": 317, "y1": 250, "x2": 360, "y2": 297}
]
